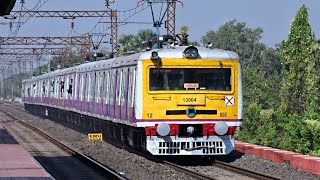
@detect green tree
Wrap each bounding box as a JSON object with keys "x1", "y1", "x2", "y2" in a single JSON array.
[
  {"x1": 119, "y1": 29, "x2": 156, "y2": 53},
  {"x1": 118, "y1": 34, "x2": 136, "y2": 52},
  {"x1": 201, "y1": 20, "x2": 282, "y2": 146},
  {"x1": 201, "y1": 20, "x2": 281, "y2": 107},
  {"x1": 280, "y1": 5, "x2": 319, "y2": 115},
  {"x1": 201, "y1": 20, "x2": 265, "y2": 66}
]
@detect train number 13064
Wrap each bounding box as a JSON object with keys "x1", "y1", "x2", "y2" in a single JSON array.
[{"x1": 183, "y1": 98, "x2": 197, "y2": 102}]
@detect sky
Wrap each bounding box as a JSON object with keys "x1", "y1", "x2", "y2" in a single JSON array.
[{"x1": 0, "y1": 0, "x2": 319, "y2": 48}]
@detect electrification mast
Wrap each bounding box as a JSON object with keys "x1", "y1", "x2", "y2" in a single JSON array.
[{"x1": 166, "y1": 0, "x2": 176, "y2": 37}]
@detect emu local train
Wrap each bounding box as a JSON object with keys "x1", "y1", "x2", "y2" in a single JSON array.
[{"x1": 22, "y1": 45, "x2": 243, "y2": 155}]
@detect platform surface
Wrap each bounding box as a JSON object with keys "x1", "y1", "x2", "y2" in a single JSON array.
[{"x1": 0, "y1": 124, "x2": 53, "y2": 179}]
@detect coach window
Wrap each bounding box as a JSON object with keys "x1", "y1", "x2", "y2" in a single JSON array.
[
  {"x1": 55, "y1": 78, "x2": 59, "y2": 99},
  {"x1": 79, "y1": 74, "x2": 82, "y2": 101},
  {"x1": 108, "y1": 71, "x2": 112, "y2": 105},
  {"x1": 120, "y1": 69, "x2": 126, "y2": 105},
  {"x1": 41, "y1": 80, "x2": 45, "y2": 97},
  {"x1": 99, "y1": 72, "x2": 103, "y2": 102},
  {"x1": 116, "y1": 69, "x2": 122, "y2": 106},
  {"x1": 127, "y1": 68, "x2": 132, "y2": 107},
  {"x1": 64, "y1": 76, "x2": 69, "y2": 99},
  {"x1": 36, "y1": 82, "x2": 38, "y2": 97},
  {"x1": 51, "y1": 79, "x2": 54, "y2": 98},
  {"x1": 25, "y1": 85, "x2": 28, "y2": 98},
  {"x1": 73, "y1": 74, "x2": 78, "y2": 100},
  {"x1": 68, "y1": 77, "x2": 73, "y2": 97},
  {"x1": 79, "y1": 74, "x2": 83, "y2": 101},
  {"x1": 32, "y1": 83, "x2": 36, "y2": 97},
  {"x1": 39, "y1": 81, "x2": 42, "y2": 97},
  {"x1": 55, "y1": 78, "x2": 58, "y2": 98},
  {"x1": 96, "y1": 72, "x2": 103, "y2": 103},
  {"x1": 78, "y1": 74, "x2": 83, "y2": 101},
  {"x1": 95, "y1": 72, "x2": 99, "y2": 103},
  {"x1": 33, "y1": 82, "x2": 36, "y2": 97},
  {"x1": 85, "y1": 73, "x2": 91, "y2": 102},
  {"x1": 56, "y1": 79, "x2": 58, "y2": 98},
  {"x1": 118, "y1": 70, "x2": 122, "y2": 105},
  {"x1": 99, "y1": 72, "x2": 104, "y2": 102},
  {"x1": 110, "y1": 71, "x2": 115, "y2": 105},
  {"x1": 83, "y1": 74, "x2": 86, "y2": 101},
  {"x1": 38, "y1": 81, "x2": 41, "y2": 97},
  {"x1": 104, "y1": 71, "x2": 110, "y2": 104},
  {"x1": 46, "y1": 80, "x2": 50, "y2": 97},
  {"x1": 36, "y1": 81, "x2": 39, "y2": 98},
  {"x1": 81, "y1": 74, "x2": 85, "y2": 101},
  {"x1": 90, "y1": 72, "x2": 95, "y2": 102},
  {"x1": 86, "y1": 73, "x2": 90, "y2": 102},
  {"x1": 60, "y1": 78, "x2": 65, "y2": 99},
  {"x1": 27, "y1": 84, "x2": 30, "y2": 97}
]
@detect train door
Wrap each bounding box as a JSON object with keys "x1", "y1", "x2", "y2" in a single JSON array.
[
  {"x1": 120, "y1": 68, "x2": 129, "y2": 120},
  {"x1": 64, "y1": 75, "x2": 69, "y2": 108},
  {"x1": 94, "y1": 71, "x2": 103, "y2": 115},
  {"x1": 81, "y1": 73, "x2": 87, "y2": 112},
  {"x1": 103, "y1": 70, "x2": 110, "y2": 117},
  {"x1": 110, "y1": 69, "x2": 117, "y2": 118},
  {"x1": 60, "y1": 76, "x2": 65, "y2": 107},
  {"x1": 115, "y1": 69, "x2": 122, "y2": 119},
  {"x1": 85, "y1": 73, "x2": 90, "y2": 112},
  {"x1": 90, "y1": 72, "x2": 95, "y2": 113},
  {"x1": 90, "y1": 72, "x2": 96, "y2": 113},
  {"x1": 127, "y1": 67, "x2": 136, "y2": 122},
  {"x1": 74, "y1": 73, "x2": 79, "y2": 110},
  {"x1": 53, "y1": 77, "x2": 57, "y2": 106},
  {"x1": 99, "y1": 71, "x2": 104, "y2": 115},
  {"x1": 57, "y1": 76, "x2": 60, "y2": 107},
  {"x1": 46, "y1": 79, "x2": 50, "y2": 105},
  {"x1": 115, "y1": 69, "x2": 120, "y2": 119},
  {"x1": 67, "y1": 74, "x2": 73, "y2": 108}
]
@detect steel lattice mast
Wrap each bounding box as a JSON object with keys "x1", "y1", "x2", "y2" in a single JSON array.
[{"x1": 166, "y1": 0, "x2": 176, "y2": 37}]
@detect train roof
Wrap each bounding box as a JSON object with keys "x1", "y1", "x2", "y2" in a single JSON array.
[
  {"x1": 23, "y1": 46, "x2": 239, "y2": 83},
  {"x1": 139, "y1": 46, "x2": 239, "y2": 60}
]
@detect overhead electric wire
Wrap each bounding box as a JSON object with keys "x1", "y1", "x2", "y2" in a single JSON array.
[{"x1": 9, "y1": 0, "x2": 49, "y2": 37}]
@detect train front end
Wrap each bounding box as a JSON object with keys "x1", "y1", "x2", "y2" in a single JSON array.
[{"x1": 135, "y1": 46, "x2": 242, "y2": 155}]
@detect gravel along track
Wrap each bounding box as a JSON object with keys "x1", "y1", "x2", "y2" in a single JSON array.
[
  {"x1": 1, "y1": 117, "x2": 110, "y2": 179},
  {"x1": 2, "y1": 102, "x2": 320, "y2": 180}
]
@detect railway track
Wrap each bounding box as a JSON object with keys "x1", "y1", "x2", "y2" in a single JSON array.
[
  {"x1": 0, "y1": 107, "x2": 127, "y2": 180},
  {"x1": 213, "y1": 160, "x2": 281, "y2": 180},
  {"x1": 1, "y1": 102, "x2": 282, "y2": 180},
  {"x1": 154, "y1": 158, "x2": 281, "y2": 180}
]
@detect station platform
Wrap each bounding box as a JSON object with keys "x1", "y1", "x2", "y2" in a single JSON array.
[{"x1": 0, "y1": 124, "x2": 53, "y2": 179}]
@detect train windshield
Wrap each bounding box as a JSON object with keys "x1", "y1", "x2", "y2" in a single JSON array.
[{"x1": 149, "y1": 68, "x2": 232, "y2": 91}]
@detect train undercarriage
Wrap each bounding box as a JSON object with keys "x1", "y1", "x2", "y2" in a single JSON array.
[{"x1": 24, "y1": 103, "x2": 147, "y2": 151}]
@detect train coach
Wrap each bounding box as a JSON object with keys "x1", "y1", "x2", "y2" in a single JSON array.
[{"x1": 22, "y1": 44, "x2": 243, "y2": 155}]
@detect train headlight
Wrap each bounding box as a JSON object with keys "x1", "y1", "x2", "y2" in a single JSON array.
[
  {"x1": 183, "y1": 46, "x2": 199, "y2": 59},
  {"x1": 186, "y1": 106, "x2": 196, "y2": 118},
  {"x1": 157, "y1": 123, "x2": 170, "y2": 136},
  {"x1": 214, "y1": 121, "x2": 228, "y2": 135},
  {"x1": 150, "y1": 51, "x2": 161, "y2": 60}
]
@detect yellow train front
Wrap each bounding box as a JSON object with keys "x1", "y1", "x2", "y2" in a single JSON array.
[{"x1": 136, "y1": 46, "x2": 243, "y2": 155}]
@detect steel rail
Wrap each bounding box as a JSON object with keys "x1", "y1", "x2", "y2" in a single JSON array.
[
  {"x1": 214, "y1": 160, "x2": 281, "y2": 180},
  {"x1": 0, "y1": 107, "x2": 127, "y2": 180},
  {"x1": 162, "y1": 160, "x2": 216, "y2": 180}
]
